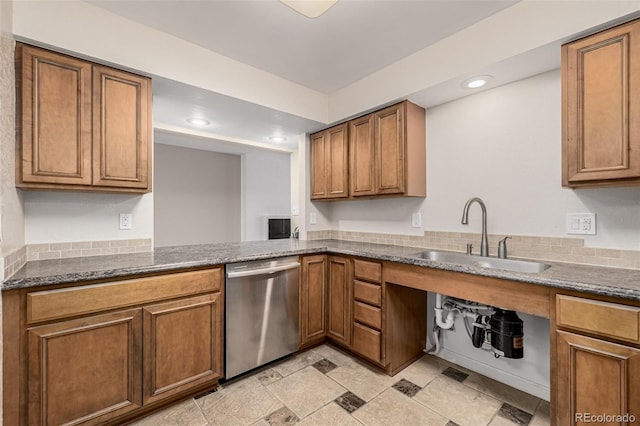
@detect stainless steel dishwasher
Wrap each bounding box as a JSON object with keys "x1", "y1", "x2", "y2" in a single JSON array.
[{"x1": 225, "y1": 256, "x2": 300, "y2": 379}]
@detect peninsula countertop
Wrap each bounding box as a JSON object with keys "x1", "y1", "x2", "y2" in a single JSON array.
[{"x1": 4, "y1": 239, "x2": 640, "y2": 301}]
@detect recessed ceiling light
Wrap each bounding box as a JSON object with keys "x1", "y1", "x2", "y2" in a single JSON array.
[
  {"x1": 463, "y1": 75, "x2": 493, "y2": 89},
  {"x1": 186, "y1": 117, "x2": 211, "y2": 127},
  {"x1": 280, "y1": 0, "x2": 337, "y2": 18},
  {"x1": 269, "y1": 135, "x2": 287, "y2": 143}
]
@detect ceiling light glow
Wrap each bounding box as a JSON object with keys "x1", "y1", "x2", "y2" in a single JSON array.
[
  {"x1": 280, "y1": 0, "x2": 338, "y2": 18},
  {"x1": 269, "y1": 136, "x2": 287, "y2": 143},
  {"x1": 463, "y1": 75, "x2": 493, "y2": 89},
  {"x1": 186, "y1": 118, "x2": 211, "y2": 126}
]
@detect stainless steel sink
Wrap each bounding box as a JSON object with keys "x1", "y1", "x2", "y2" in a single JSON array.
[{"x1": 412, "y1": 250, "x2": 551, "y2": 273}]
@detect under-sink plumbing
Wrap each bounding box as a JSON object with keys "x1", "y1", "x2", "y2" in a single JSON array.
[{"x1": 427, "y1": 294, "x2": 525, "y2": 359}]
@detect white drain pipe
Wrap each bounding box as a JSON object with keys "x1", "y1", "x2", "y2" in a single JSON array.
[
  {"x1": 427, "y1": 293, "x2": 453, "y2": 355},
  {"x1": 434, "y1": 293, "x2": 455, "y2": 329}
]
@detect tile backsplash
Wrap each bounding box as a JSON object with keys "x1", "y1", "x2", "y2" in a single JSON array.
[
  {"x1": 307, "y1": 230, "x2": 640, "y2": 270},
  {"x1": 2, "y1": 245, "x2": 27, "y2": 281},
  {"x1": 26, "y1": 238, "x2": 153, "y2": 261}
]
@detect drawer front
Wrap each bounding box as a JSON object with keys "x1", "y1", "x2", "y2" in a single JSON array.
[
  {"x1": 353, "y1": 259, "x2": 382, "y2": 283},
  {"x1": 557, "y1": 295, "x2": 640, "y2": 344},
  {"x1": 354, "y1": 301, "x2": 382, "y2": 330},
  {"x1": 354, "y1": 280, "x2": 381, "y2": 306},
  {"x1": 27, "y1": 268, "x2": 222, "y2": 324},
  {"x1": 352, "y1": 322, "x2": 381, "y2": 363}
]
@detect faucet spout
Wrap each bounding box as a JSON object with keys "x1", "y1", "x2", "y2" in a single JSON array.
[{"x1": 461, "y1": 197, "x2": 488, "y2": 257}]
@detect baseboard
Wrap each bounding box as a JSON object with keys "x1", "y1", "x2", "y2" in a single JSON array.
[{"x1": 436, "y1": 348, "x2": 550, "y2": 401}]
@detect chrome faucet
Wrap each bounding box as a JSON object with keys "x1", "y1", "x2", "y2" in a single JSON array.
[{"x1": 461, "y1": 197, "x2": 488, "y2": 257}]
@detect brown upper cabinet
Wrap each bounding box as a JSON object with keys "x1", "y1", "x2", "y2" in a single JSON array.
[
  {"x1": 15, "y1": 43, "x2": 152, "y2": 193},
  {"x1": 310, "y1": 123, "x2": 349, "y2": 200},
  {"x1": 310, "y1": 100, "x2": 426, "y2": 200},
  {"x1": 562, "y1": 19, "x2": 640, "y2": 188}
]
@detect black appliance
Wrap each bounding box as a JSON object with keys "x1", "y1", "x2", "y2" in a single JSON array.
[
  {"x1": 268, "y1": 218, "x2": 291, "y2": 240},
  {"x1": 490, "y1": 309, "x2": 524, "y2": 358}
]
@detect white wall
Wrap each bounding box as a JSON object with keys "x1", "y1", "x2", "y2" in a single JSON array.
[
  {"x1": 329, "y1": 70, "x2": 640, "y2": 250},
  {"x1": 243, "y1": 150, "x2": 291, "y2": 241},
  {"x1": 0, "y1": 0, "x2": 24, "y2": 260},
  {"x1": 154, "y1": 143, "x2": 241, "y2": 247},
  {"x1": 24, "y1": 192, "x2": 153, "y2": 244}
]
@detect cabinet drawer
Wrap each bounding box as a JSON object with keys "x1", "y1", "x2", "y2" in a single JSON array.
[
  {"x1": 353, "y1": 259, "x2": 381, "y2": 283},
  {"x1": 354, "y1": 280, "x2": 381, "y2": 306},
  {"x1": 557, "y1": 295, "x2": 640, "y2": 344},
  {"x1": 354, "y1": 301, "x2": 382, "y2": 330},
  {"x1": 352, "y1": 322, "x2": 381, "y2": 363},
  {"x1": 27, "y1": 268, "x2": 222, "y2": 324}
]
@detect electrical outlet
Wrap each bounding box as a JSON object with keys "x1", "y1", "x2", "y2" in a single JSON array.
[
  {"x1": 566, "y1": 213, "x2": 596, "y2": 235},
  {"x1": 411, "y1": 212, "x2": 422, "y2": 228},
  {"x1": 291, "y1": 206, "x2": 299, "y2": 216},
  {"x1": 119, "y1": 213, "x2": 133, "y2": 230},
  {"x1": 309, "y1": 212, "x2": 317, "y2": 225}
]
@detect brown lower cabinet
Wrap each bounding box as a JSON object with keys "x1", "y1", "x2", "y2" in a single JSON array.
[
  {"x1": 4, "y1": 267, "x2": 224, "y2": 426},
  {"x1": 554, "y1": 293, "x2": 640, "y2": 425},
  {"x1": 327, "y1": 256, "x2": 351, "y2": 346},
  {"x1": 556, "y1": 331, "x2": 640, "y2": 425},
  {"x1": 300, "y1": 255, "x2": 427, "y2": 374},
  {"x1": 28, "y1": 309, "x2": 144, "y2": 425},
  {"x1": 300, "y1": 255, "x2": 328, "y2": 348},
  {"x1": 142, "y1": 293, "x2": 222, "y2": 405}
]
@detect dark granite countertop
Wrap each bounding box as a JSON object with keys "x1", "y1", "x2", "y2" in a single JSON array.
[{"x1": 4, "y1": 239, "x2": 640, "y2": 301}]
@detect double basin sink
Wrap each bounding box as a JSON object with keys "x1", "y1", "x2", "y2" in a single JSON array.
[{"x1": 412, "y1": 250, "x2": 551, "y2": 274}]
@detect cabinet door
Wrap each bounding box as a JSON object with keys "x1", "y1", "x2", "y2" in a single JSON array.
[
  {"x1": 143, "y1": 293, "x2": 222, "y2": 405},
  {"x1": 349, "y1": 114, "x2": 376, "y2": 197},
  {"x1": 93, "y1": 65, "x2": 151, "y2": 190},
  {"x1": 17, "y1": 44, "x2": 92, "y2": 186},
  {"x1": 563, "y1": 19, "x2": 640, "y2": 186},
  {"x1": 375, "y1": 103, "x2": 405, "y2": 194},
  {"x1": 310, "y1": 124, "x2": 349, "y2": 200},
  {"x1": 325, "y1": 123, "x2": 349, "y2": 199},
  {"x1": 556, "y1": 330, "x2": 640, "y2": 425},
  {"x1": 310, "y1": 132, "x2": 328, "y2": 199},
  {"x1": 27, "y1": 309, "x2": 142, "y2": 426},
  {"x1": 300, "y1": 255, "x2": 327, "y2": 347},
  {"x1": 327, "y1": 256, "x2": 351, "y2": 346}
]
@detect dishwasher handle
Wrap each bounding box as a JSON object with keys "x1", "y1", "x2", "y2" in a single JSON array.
[{"x1": 226, "y1": 262, "x2": 300, "y2": 279}]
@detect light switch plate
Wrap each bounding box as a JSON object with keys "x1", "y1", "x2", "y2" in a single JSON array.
[
  {"x1": 566, "y1": 213, "x2": 596, "y2": 235},
  {"x1": 309, "y1": 212, "x2": 317, "y2": 225},
  {"x1": 411, "y1": 212, "x2": 422, "y2": 228}
]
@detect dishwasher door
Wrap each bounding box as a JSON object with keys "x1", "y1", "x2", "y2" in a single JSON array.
[{"x1": 225, "y1": 257, "x2": 300, "y2": 379}]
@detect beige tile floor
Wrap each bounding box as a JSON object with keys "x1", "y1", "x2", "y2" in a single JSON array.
[{"x1": 129, "y1": 344, "x2": 550, "y2": 426}]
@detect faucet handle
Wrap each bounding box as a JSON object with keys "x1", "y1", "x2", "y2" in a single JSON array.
[
  {"x1": 498, "y1": 237, "x2": 511, "y2": 259},
  {"x1": 466, "y1": 243, "x2": 473, "y2": 255}
]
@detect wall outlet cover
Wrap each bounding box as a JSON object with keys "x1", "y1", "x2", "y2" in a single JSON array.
[
  {"x1": 566, "y1": 213, "x2": 596, "y2": 235},
  {"x1": 119, "y1": 213, "x2": 133, "y2": 230},
  {"x1": 309, "y1": 212, "x2": 317, "y2": 225},
  {"x1": 291, "y1": 206, "x2": 299, "y2": 216}
]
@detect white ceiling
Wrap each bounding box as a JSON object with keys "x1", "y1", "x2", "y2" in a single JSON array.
[
  {"x1": 89, "y1": 0, "x2": 518, "y2": 93},
  {"x1": 83, "y1": 0, "x2": 567, "y2": 153}
]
